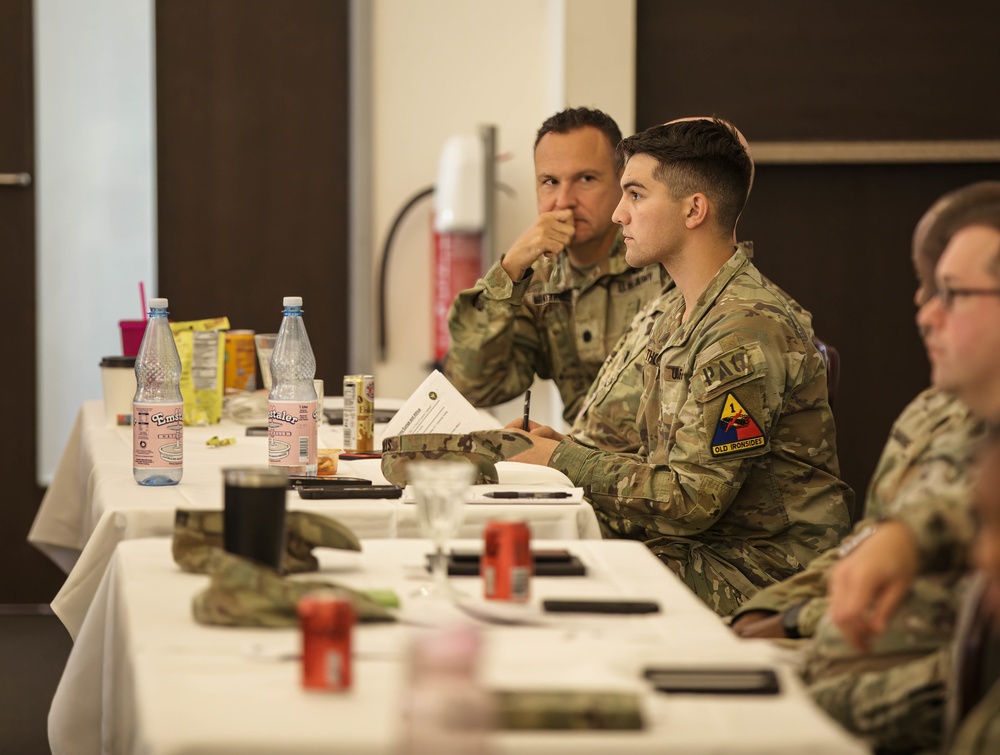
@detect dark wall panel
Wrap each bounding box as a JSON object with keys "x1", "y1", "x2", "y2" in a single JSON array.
[
  {"x1": 637, "y1": 2, "x2": 1000, "y2": 140},
  {"x1": 156, "y1": 0, "x2": 350, "y2": 387}
]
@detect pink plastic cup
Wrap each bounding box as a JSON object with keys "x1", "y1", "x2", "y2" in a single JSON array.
[{"x1": 119, "y1": 320, "x2": 148, "y2": 357}]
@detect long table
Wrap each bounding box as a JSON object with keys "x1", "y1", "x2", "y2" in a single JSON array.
[
  {"x1": 28, "y1": 400, "x2": 601, "y2": 638},
  {"x1": 49, "y1": 537, "x2": 868, "y2": 755}
]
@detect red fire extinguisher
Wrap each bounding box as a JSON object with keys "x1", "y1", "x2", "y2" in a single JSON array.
[
  {"x1": 378, "y1": 130, "x2": 493, "y2": 366},
  {"x1": 431, "y1": 134, "x2": 486, "y2": 365}
]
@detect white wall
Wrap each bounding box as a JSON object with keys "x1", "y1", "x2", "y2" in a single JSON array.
[
  {"x1": 368, "y1": 0, "x2": 635, "y2": 426},
  {"x1": 35, "y1": 0, "x2": 156, "y2": 484}
]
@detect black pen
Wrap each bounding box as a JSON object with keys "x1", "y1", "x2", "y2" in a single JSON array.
[
  {"x1": 483, "y1": 491, "x2": 573, "y2": 499},
  {"x1": 522, "y1": 389, "x2": 531, "y2": 431}
]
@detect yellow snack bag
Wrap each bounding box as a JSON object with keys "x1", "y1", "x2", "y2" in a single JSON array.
[{"x1": 169, "y1": 317, "x2": 231, "y2": 425}]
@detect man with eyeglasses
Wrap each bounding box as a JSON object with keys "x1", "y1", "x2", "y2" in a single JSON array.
[
  {"x1": 828, "y1": 183, "x2": 1000, "y2": 654},
  {"x1": 728, "y1": 184, "x2": 991, "y2": 751}
]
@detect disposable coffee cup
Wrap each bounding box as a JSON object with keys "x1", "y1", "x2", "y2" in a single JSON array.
[
  {"x1": 100, "y1": 356, "x2": 137, "y2": 426},
  {"x1": 222, "y1": 466, "x2": 289, "y2": 571}
]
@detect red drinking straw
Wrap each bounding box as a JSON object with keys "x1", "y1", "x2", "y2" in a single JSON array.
[{"x1": 139, "y1": 282, "x2": 148, "y2": 320}]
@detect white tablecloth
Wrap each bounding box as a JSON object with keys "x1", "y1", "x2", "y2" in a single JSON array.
[
  {"x1": 28, "y1": 400, "x2": 601, "y2": 638},
  {"x1": 49, "y1": 538, "x2": 868, "y2": 755}
]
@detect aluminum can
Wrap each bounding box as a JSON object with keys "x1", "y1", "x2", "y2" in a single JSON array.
[
  {"x1": 482, "y1": 520, "x2": 532, "y2": 602},
  {"x1": 298, "y1": 591, "x2": 354, "y2": 691},
  {"x1": 343, "y1": 374, "x2": 375, "y2": 452},
  {"x1": 224, "y1": 330, "x2": 257, "y2": 392}
]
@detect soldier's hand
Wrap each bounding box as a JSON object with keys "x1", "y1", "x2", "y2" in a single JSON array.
[
  {"x1": 827, "y1": 521, "x2": 918, "y2": 651},
  {"x1": 730, "y1": 611, "x2": 782, "y2": 638},
  {"x1": 507, "y1": 432, "x2": 561, "y2": 467},
  {"x1": 503, "y1": 418, "x2": 566, "y2": 443},
  {"x1": 501, "y1": 210, "x2": 575, "y2": 281}
]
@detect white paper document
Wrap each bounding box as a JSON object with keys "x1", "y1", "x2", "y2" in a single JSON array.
[{"x1": 382, "y1": 370, "x2": 502, "y2": 437}]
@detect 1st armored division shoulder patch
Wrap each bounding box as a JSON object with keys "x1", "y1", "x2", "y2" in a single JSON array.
[{"x1": 710, "y1": 392, "x2": 766, "y2": 456}]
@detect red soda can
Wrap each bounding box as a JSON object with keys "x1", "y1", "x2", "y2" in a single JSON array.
[
  {"x1": 297, "y1": 591, "x2": 354, "y2": 691},
  {"x1": 482, "y1": 521, "x2": 532, "y2": 602}
]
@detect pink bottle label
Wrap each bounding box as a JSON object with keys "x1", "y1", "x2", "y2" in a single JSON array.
[
  {"x1": 268, "y1": 400, "x2": 317, "y2": 467},
  {"x1": 133, "y1": 402, "x2": 184, "y2": 469}
]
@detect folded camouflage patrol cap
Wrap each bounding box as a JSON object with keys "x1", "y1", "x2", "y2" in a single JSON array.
[
  {"x1": 192, "y1": 547, "x2": 397, "y2": 627},
  {"x1": 173, "y1": 509, "x2": 361, "y2": 575},
  {"x1": 381, "y1": 430, "x2": 533, "y2": 486},
  {"x1": 494, "y1": 690, "x2": 644, "y2": 730}
]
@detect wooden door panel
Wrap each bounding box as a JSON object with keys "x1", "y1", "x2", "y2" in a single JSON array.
[
  {"x1": 0, "y1": 0, "x2": 64, "y2": 602},
  {"x1": 156, "y1": 0, "x2": 350, "y2": 387}
]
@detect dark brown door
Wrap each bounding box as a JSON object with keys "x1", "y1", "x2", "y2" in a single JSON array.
[
  {"x1": 635, "y1": 1, "x2": 1000, "y2": 508},
  {"x1": 0, "y1": 0, "x2": 64, "y2": 601},
  {"x1": 155, "y1": 0, "x2": 350, "y2": 387}
]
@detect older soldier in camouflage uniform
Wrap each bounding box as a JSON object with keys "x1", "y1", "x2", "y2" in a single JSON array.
[
  {"x1": 829, "y1": 183, "x2": 1000, "y2": 651},
  {"x1": 732, "y1": 388, "x2": 984, "y2": 751},
  {"x1": 511, "y1": 118, "x2": 851, "y2": 616},
  {"x1": 445, "y1": 108, "x2": 666, "y2": 422}
]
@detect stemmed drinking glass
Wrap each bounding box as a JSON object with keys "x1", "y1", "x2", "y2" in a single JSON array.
[{"x1": 407, "y1": 460, "x2": 475, "y2": 599}]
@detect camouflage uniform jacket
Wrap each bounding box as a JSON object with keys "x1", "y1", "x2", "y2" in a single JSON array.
[
  {"x1": 444, "y1": 231, "x2": 665, "y2": 422},
  {"x1": 570, "y1": 242, "x2": 813, "y2": 455},
  {"x1": 734, "y1": 388, "x2": 983, "y2": 635},
  {"x1": 549, "y1": 249, "x2": 852, "y2": 615}
]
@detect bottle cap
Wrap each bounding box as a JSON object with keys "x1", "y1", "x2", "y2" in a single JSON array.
[
  {"x1": 283, "y1": 296, "x2": 303, "y2": 307},
  {"x1": 149, "y1": 297, "x2": 168, "y2": 309}
]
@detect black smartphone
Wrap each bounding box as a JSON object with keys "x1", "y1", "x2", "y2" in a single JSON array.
[
  {"x1": 643, "y1": 667, "x2": 780, "y2": 695},
  {"x1": 541, "y1": 599, "x2": 660, "y2": 614},
  {"x1": 434, "y1": 550, "x2": 585, "y2": 577},
  {"x1": 297, "y1": 485, "x2": 402, "y2": 499},
  {"x1": 449, "y1": 548, "x2": 573, "y2": 563},
  {"x1": 287, "y1": 475, "x2": 371, "y2": 488},
  {"x1": 245, "y1": 426, "x2": 269, "y2": 437}
]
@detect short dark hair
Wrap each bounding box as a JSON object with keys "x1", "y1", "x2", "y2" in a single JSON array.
[
  {"x1": 923, "y1": 182, "x2": 1000, "y2": 283},
  {"x1": 948, "y1": 181, "x2": 1000, "y2": 280},
  {"x1": 534, "y1": 107, "x2": 623, "y2": 170},
  {"x1": 618, "y1": 118, "x2": 753, "y2": 234}
]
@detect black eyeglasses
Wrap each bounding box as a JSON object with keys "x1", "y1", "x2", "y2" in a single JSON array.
[{"x1": 935, "y1": 285, "x2": 1000, "y2": 310}]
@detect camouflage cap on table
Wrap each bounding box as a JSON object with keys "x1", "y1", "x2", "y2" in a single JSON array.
[
  {"x1": 173, "y1": 509, "x2": 361, "y2": 575},
  {"x1": 191, "y1": 547, "x2": 397, "y2": 627},
  {"x1": 494, "y1": 690, "x2": 644, "y2": 730},
  {"x1": 381, "y1": 430, "x2": 533, "y2": 486}
]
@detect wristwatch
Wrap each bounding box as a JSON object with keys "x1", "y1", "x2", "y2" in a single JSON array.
[{"x1": 782, "y1": 603, "x2": 805, "y2": 639}]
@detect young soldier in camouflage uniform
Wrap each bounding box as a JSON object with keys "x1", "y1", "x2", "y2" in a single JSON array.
[
  {"x1": 445, "y1": 108, "x2": 666, "y2": 422},
  {"x1": 510, "y1": 118, "x2": 851, "y2": 616},
  {"x1": 569, "y1": 241, "x2": 816, "y2": 455},
  {"x1": 568, "y1": 125, "x2": 814, "y2": 454}
]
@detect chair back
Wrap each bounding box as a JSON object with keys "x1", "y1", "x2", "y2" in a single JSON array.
[{"x1": 812, "y1": 336, "x2": 841, "y2": 408}]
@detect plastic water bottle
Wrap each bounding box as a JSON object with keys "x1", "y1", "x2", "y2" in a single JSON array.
[
  {"x1": 399, "y1": 625, "x2": 493, "y2": 754},
  {"x1": 268, "y1": 296, "x2": 318, "y2": 475},
  {"x1": 133, "y1": 298, "x2": 183, "y2": 485}
]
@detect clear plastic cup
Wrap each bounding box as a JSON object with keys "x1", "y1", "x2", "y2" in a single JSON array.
[{"x1": 254, "y1": 333, "x2": 278, "y2": 391}]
